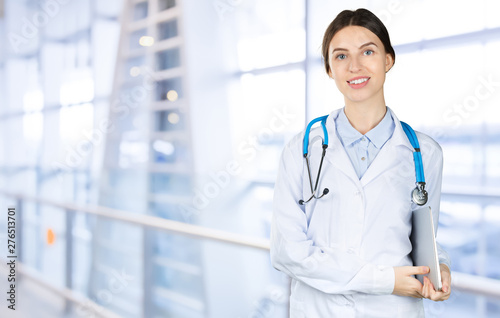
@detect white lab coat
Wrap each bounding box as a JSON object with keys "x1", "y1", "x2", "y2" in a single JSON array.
[{"x1": 271, "y1": 107, "x2": 450, "y2": 318}]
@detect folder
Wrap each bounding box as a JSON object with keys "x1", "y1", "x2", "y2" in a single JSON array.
[{"x1": 410, "y1": 207, "x2": 442, "y2": 291}]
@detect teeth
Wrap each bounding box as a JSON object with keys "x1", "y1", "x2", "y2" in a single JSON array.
[{"x1": 349, "y1": 78, "x2": 369, "y2": 85}]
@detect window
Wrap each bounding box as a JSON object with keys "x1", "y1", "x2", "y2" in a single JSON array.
[
  {"x1": 155, "y1": 48, "x2": 181, "y2": 71},
  {"x1": 158, "y1": 0, "x2": 176, "y2": 11},
  {"x1": 129, "y1": 28, "x2": 147, "y2": 50},
  {"x1": 158, "y1": 20, "x2": 178, "y2": 41},
  {"x1": 155, "y1": 77, "x2": 182, "y2": 101},
  {"x1": 132, "y1": 2, "x2": 148, "y2": 21},
  {"x1": 154, "y1": 109, "x2": 185, "y2": 131}
]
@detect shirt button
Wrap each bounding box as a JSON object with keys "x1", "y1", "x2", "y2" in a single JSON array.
[
  {"x1": 361, "y1": 137, "x2": 366, "y2": 142},
  {"x1": 361, "y1": 157, "x2": 366, "y2": 161}
]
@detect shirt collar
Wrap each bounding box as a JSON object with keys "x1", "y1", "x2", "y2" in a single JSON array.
[
  {"x1": 365, "y1": 108, "x2": 395, "y2": 149},
  {"x1": 335, "y1": 106, "x2": 395, "y2": 149},
  {"x1": 335, "y1": 108, "x2": 363, "y2": 146}
]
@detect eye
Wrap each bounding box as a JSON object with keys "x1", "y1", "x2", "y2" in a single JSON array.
[
  {"x1": 336, "y1": 53, "x2": 347, "y2": 60},
  {"x1": 364, "y1": 50, "x2": 374, "y2": 56}
]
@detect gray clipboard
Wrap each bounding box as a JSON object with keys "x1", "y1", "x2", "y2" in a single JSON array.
[{"x1": 410, "y1": 207, "x2": 442, "y2": 291}]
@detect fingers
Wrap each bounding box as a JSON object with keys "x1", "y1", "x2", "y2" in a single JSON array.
[
  {"x1": 420, "y1": 266, "x2": 430, "y2": 275},
  {"x1": 413, "y1": 266, "x2": 430, "y2": 275},
  {"x1": 398, "y1": 266, "x2": 431, "y2": 277},
  {"x1": 440, "y1": 263, "x2": 450, "y2": 274},
  {"x1": 441, "y1": 269, "x2": 451, "y2": 293},
  {"x1": 441, "y1": 278, "x2": 450, "y2": 293},
  {"x1": 422, "y1": 276, "x2": 431, "y2": 299},
  {"x1": 439, "y1": 275, "x2": 451, "y2": 300},
  {"x1": 400, "y1": 265, "x2": 429, "y2": 276},
  {"x1": 394, "y1": 266, "x2": 452, "y2": 301},
  {"x1": 423, "y1": 276, "x2": 439, "y2": 300},
  {"x1": 422, "y1": 276, "x2": 451, "y2": 301}
]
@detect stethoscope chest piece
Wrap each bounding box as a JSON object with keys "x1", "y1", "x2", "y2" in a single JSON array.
[{"x1": 411, "y1": 183, "x2": 428, "y2": 206}]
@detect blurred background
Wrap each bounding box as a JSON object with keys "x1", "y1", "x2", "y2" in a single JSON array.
[{"x1": 0, "y1": 0, "x2": 499, "y2": 317}]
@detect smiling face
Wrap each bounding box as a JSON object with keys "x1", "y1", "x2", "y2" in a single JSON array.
[{"x1": 328, "y1": 25, "x2": 394, "y2": 106}]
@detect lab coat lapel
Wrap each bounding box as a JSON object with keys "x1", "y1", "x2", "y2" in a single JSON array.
[
  {"x1": 359, "y1": 138, "x2": 397, "y2": 187},
  {"x1": 324, "y1": 110, "x2": 361, "y2": 184},
  {"x1": 360, "y1": 108, "x2": 414, "y2": 187}
]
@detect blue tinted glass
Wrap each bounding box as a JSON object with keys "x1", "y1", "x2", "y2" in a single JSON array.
[
  {"x1": 129, "y1": 28, "x2": 147, "y2": 50},
  {"x1": 155, "y1": 110, "x2": 185, "y2": 132},
  {"x1": 154, "y1": 264, "x2": 204, "y2": 298},
  {"x1": 151, "y1": 139, "x2": 188, "y2": 164},
  {"x1": 133, "y1": 2, "x2": 148, "y2": 21},
  {"x1": 124, "y1": 55, "x2": 146, "y2": 78},
  {"x1": 156, "y1": 77, "x2": 182, "y2": 101},
  {"x1": 156, "y1": 48, "x2": 181, "y2": 71},
  {"x1": 150, "y1": 173, "x2": 191, "y2": 195},
  {"x1": 158, "y1": 20, "x2": 178, "y2": 41},
  {"x1": 158, "y1": 0, "x2": 176, "y2": 11}
]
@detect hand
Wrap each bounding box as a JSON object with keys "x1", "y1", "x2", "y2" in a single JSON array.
[
  {"x1": 422, "y1": 264, "x2": 451, "y2": 301},
  {"x1": 392, "y1": 266, "x2": 428, "y2": 298}
]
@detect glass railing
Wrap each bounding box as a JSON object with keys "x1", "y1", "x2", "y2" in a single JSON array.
[{"x1": 0, "y1": 190, "x2": 499, "y2": 318}]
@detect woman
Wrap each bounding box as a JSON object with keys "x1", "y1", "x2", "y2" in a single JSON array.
[{"x1": 270, "y1": 8, "x2": 451, "y2": 317}]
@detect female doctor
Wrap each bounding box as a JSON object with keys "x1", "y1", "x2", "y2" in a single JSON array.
[{"x1": 270, "y1": 8, "x2": 451, "y2": 317}]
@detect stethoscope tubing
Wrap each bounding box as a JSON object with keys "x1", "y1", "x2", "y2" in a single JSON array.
[{"x1": 299, "y1": 115, "x2": 428, "y2": 206}]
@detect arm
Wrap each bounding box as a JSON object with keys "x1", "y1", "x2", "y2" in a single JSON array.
[
  {"x1": 392, "y1": 134, "x2": 452, "y2": 299},
  {"x1": 417, "y1": 135, "x2": 452, "y2": 300},
  {"x1": 270, "y1": 142, "x2": 394, "y2": 295}
]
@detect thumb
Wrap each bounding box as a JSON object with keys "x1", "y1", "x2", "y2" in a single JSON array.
[{"x1": 414, "y1": 266, "x2": 429, "y2": 275}]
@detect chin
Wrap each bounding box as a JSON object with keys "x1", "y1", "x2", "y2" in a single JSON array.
[{"x1": 346, "y1": 93, "x2": 372, "y2": 103}]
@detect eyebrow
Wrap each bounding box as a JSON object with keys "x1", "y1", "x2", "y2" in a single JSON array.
[{"x1": 331, "y1": 42, "x2": 378, "y2": 55}]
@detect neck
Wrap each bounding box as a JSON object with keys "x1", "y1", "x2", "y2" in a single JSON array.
[{"x1": 343, "y1": 100, "x2": 387, "y2": 135}]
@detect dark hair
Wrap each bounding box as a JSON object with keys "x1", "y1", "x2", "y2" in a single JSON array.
[{"x1": 321, "y1": 8, "x2": 396, "y2": 74}]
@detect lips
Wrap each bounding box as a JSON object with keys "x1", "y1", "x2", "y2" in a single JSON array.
[{"x1": 347, "y1": 76, "x2": 370, "y2": 89}]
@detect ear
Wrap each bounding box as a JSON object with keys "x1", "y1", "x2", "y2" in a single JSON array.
[
  {"x1": 328, "y1": 68, "x2": 334, "y2": 79},
  {"x1": 385, "y1": 53, "x2": 394, "y2": 73}
]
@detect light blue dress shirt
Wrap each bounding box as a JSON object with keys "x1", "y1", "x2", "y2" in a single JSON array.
[{"x1": 335, "y1": 107, "x2": 395, "y2": 179}]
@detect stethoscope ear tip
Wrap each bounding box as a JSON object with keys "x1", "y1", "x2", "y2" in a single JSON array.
[
  {"x1": 298, "y1": 200, "x2": 305, "y2": 205},
  {"x1": 323, "y1": 188, "x2": 329, "y2": 195}
]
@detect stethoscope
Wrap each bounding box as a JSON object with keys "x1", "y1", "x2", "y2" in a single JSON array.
[{"x1": 298, "y1": 115, "x2": 428, "y2": 206}]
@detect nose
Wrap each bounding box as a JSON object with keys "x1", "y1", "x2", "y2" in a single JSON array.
[{"x1": 349, "y1": 56, "x2": 362, "y2": 72}]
